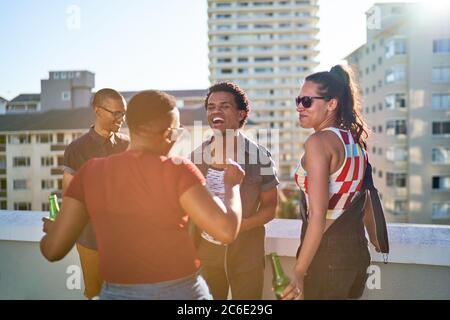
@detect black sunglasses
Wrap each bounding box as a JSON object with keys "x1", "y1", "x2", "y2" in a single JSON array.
[
  {"x1": 98, "y1": 106, "x2": 126, "y2": 119},
  {"x1": 295, "y1": 96, "x2": 331, "y2": 108}
]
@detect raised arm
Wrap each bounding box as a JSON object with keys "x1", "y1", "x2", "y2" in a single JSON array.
[{"x1": 180, "y1": 159, "x2": 244, "y2": 244}]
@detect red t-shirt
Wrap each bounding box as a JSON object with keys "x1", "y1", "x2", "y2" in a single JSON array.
[{"x1": 65, "y1": 149, "x2": 205, "y2": 284}]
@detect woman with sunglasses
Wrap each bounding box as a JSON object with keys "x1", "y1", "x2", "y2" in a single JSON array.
[{"x1": 281, "y1": 65, "x2": 380, "y2": 300}]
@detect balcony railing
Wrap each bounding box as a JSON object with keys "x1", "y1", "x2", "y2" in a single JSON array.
[{"x1": 0, "y1": 211, "x2": 449, "y2": 299}]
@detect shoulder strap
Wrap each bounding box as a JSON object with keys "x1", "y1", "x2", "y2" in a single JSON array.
[{"x1": 361, "y1": 161, "x2": 390, "y2": 257}]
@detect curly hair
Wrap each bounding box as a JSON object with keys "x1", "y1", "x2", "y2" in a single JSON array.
[{"x1": 204, "y1": 81, "x2": 250, "y2": 128}]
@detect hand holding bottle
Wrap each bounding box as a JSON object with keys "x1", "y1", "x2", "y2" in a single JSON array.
[{"x1": 280, "y1": 273, "x2": 304, "y2": 300}]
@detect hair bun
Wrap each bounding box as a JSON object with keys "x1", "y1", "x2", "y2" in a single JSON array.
[{"x1": 330, "y1": 65, "x2": 350, "y2": 86}]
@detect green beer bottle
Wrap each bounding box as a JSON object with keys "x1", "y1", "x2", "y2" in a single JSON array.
[
  {"x1": 48, "y1": 194, "x2": 60, "y2": 221},
  {"x1": 270, "y1": 252, "x2": 290, "y2": 300}
]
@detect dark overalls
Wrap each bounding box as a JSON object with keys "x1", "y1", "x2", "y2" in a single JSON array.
[{"x1": 297, "y1": 170, "x2": 373, "y2": 299}]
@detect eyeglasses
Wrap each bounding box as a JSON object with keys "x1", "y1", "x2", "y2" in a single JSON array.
[
  {"x1": 295, "y1": 96, "x2": 330, "y2": 108},
  {"x1": 168, "y1": 126, "x2": 184, "y2": 141},
  {"x1": 97, "y1": 106, "x2": 126, "y2": 119}
]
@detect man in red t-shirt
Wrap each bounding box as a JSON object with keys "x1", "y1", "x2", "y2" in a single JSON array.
[{"x1": 40, "y1": 90, "x2": 244, "y2": 300}]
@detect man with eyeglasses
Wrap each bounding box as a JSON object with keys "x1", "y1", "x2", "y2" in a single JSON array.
[{"x1": 62, "y1": 88, "x2": 129, "y2": 299}]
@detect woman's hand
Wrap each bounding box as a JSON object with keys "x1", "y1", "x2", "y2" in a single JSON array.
[
  {"x1": 42, "y1": 217, "x2": 54, "y2": 234},
  {"x1": 224, "y1": 158, "x2": 245, "y2": 187},
  {"x1": 281, "y1": 273, "x2": 304, "y2": 300},
  {"x1": 370, "y1": 237, "x2": 381, "y2": 252}
]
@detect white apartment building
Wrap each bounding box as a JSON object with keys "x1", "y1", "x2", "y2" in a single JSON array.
[
  {"x1": 208, "y1": 0, "x2": 320, "y2": 183},
  {"x1": 346, "y1": 3, "x2": 450, "y2": 224},
  {"x1": 0, "y1": 87, "x2": 231, "y2": 212}
]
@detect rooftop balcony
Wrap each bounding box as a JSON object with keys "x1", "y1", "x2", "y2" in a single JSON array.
[{"x1": 1, "y1": 210, "x2": 449, "y2": 299}]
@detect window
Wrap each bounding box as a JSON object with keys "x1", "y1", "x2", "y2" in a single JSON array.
[
  {"x1": 385, "y1": 93, "x2": 406, "y2": 109},
  {"x1": 254, "y1": 57, "x2": 273, "y2": 62},
  {"x1": 385, "y1": 38, "x2": 406, "y2": 58},
  {"x1": 385, "y1": 66, "x2": 406, "y2": 83},
  {"x1": 279, "y1": 56, "x2": 291, "y2": 62},
  {"x1": 41, "y1": 179, "x2": 54, "y2": 190},
  {"x1": 433, "y1": 39, "x2": 450, "y2": 53},
  {"x1": 255, "y1": 67, "x2": 273, "y2": 73},
  {"x1": 41, "y1": 156, "x2": 54, "y2": 167},
  {"x1": 60, "y1": 72, "x2": 67, "y2": 79},
  {"x1": 8, "y1": 134, "x2": 31, "y2": 144},
  {"x1": 432, "y1": 176, "x2": 450, "y2": 190},
  {"x1": 220, "y1": 69, "x2": 232, "y2": 74},
  {"x1": 432, "y1": 121, "x2": 450, "y2": 135},
  {"x1": 216, "y1": 14, "x2": 231, "y2": 19},
  {"x1": 13, "y1": 179, "x2": 28, "y2": 190},
  {"x1": 217, "y1": 47, "x2": 232, "y2": 53},
  {"x1": 378, "y1": 171, "x2": 383, "y2": 178},
  {"x1": 391, "y1": 6, "x2": 403, "y2": 14},
  {"x1": 386, "y1": 146, "x2": 408, "y2": 162},
  {"x1": 386, "y1": 120, "x2": 407, "y2": 135},
  {"x1": 432, "y1": 202, "x2": 450, "y2": 219},
  {"x1": 378, "y1": 125, "x2": 383, "y2": 133},
  {"x1": 386, "y1": 172, "x2": 407, "y2": 187},
  {"x1": 237, "y1": 57, "x2": 248, "y2": 63},
  {"x1": 378, "y1": 57, "x2": 383, "y2": 65},
  {"x1": 432, "y1": 67, "x2": 450, "y2": 82},
  {"x1": 42, "y1": 203, "x2": 50, "y2": 211},
  {"x1": 394, "y1": 200, "x2": 407, "y2": 215},
  {"x1": 58, "y1": 179, "x2": 63, "y2": 190},
  {"x1": 1, "y1": 201, "x2": 6, "y2": 210},
  {"x1": 217, "y1": 58, "x2": 231, "y2": 63},
  {"x1": 36, "y1": 133, "x2": 53, "y2": 143},
  {"x1": 60, "y1": 90, "x2": 72, "y2": 101},
  {"x1": 237, "y1": 68, "x2": 248, "y2": 74},
  {"x1": 14, "y1": 202, "x2": 31, "y2": 211},
  {"x1": 53, "y1": 72, "x2": 60, "y2": 80},
  {"x1": 432, "y1": 94, "x2": 450, "y2": 109},
  {"x1": 13, "y1": 157, "x2": 31, "y2": 167},
  {"x1": 57, "y1": 155, "x2": 64, "y2": 166},
  {"x1": 57, "y1": 133, "x2": 64, "y2": 143},
  {"x1": 217, "y1": 35, "x2": 229, "y2": 41},
  {"x1": 432, "y1": 148, "x2": 450, "y2": 164}
]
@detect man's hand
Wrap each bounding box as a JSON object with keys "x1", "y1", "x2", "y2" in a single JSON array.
[
  {"x1": 224, "y1": 158, "x2": 245, "y2": 187},
  {"x1": 42, "y1": 217, "x2": 55, "y2": 234}
]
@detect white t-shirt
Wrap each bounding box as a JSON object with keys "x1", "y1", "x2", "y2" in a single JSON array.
[{"x1": 201, "y1": 167, "x2": 226, "y2": 245}]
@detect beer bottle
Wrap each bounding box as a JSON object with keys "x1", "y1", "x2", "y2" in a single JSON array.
[
  {"x1": 270, "y1": 252, "x2": 290, "y2": 300},
  {"x1": 48, "y1": 194, "x2": 60, "y2": 221}
]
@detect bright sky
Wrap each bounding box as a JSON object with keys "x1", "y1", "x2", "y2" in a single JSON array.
[{"x1": 0, "y1": 0, "x2": 447, "y2": 100}]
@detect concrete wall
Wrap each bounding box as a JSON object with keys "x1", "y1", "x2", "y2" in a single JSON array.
[
  {"x1": 0, "y1": 240, "x2": 84, "y2": 299},
  {"x1": 1, "y1": 213, "x2": 450, "y2": 300}
]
